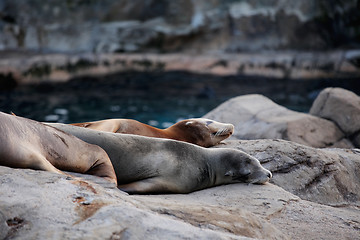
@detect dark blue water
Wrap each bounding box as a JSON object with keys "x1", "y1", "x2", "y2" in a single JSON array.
[
  {"x1": 39, "y1": 97, "x2": 223, "y2": 128},
  {"x1": 1, "y1": 71, "x2": 359, "y2": 128}
]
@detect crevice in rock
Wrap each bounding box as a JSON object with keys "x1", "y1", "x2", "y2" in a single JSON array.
[
  {"x1": 334, "y1": 175, "x2": 358, "y2": 203},
  {"x1": 349, "y1": 129, "x2": 360, "y2": 147},
  {"x1": 5, "y1": 217, "x2": 27, "y2": 240},
  {"x1": 271, "y1": 159, "x2": 307, "y2": 174},
  {"x1": 302, "y1": 161, "x2": 337, "y2": 190},
  {"x1": 110, "y1": 228, "x2": 129, "y2": 240}
]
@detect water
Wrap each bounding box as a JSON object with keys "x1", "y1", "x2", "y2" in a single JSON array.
[
  {"x1": 40, "y1": 97, "x2": 223, "y2": 128},
  {"x1": 1, "y1": 71, "x2": 359, "y2": 128}
]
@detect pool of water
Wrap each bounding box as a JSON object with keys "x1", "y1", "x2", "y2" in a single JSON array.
[{"x1": 1, "y1": 71, "x2": 359, "y2": 128}]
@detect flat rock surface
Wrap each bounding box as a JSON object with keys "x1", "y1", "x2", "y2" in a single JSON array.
[
  {"x1": 0, "y1": 167, "x2": 252, "y2": 240},
  {"x1": 1, "y1": 139, "x2": 360, "y2": 240}
]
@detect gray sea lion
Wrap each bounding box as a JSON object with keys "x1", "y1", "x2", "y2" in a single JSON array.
[
  {"x1": 46, "y1": 123, "x2": 272, "y2": 194},
  {"x1": 70, "y1": 118, "x2": 234, "y2": 147},
  {"x1": 0, "y1": 112, "x2": 117, "y2": 184}
]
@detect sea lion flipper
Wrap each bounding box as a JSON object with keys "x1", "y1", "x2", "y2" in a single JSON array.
[
  {"x1": 70, "y1": 122, "x2": 92, "y2": 128},
  {"x1": 118, "y1": 178, "x2": 174, "y2": 194},
  {"x1": 27, "y1": 151, "x2": 66, "y2": 175},
  {"x1": 85, "y1": 160, "x2": 117, "y2": 185},
  {"x1": 70, "y1": 121, "x2": 119, "y2": 133}
]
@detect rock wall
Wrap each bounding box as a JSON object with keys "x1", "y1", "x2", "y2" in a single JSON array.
[{"x1": 0, "y1": 0, "x2": 358, "y2": 53}]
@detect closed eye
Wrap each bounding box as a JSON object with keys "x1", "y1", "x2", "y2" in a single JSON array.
[
  {"x1": 206, "y1": 121, "x2": 213, "y2": 126},
  {"x1": 232, "y1": 172, "x2": 251, "y2": 181}
]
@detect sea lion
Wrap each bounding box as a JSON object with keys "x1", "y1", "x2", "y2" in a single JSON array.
[
  {"x1": 0, "y1": 112, "x2": 117, "y2": 184},
  {"x1": 70, "y1": 118, "x2": 234, "y2": 147},
  {"x1": 46, "y1": 123, "x2": 272, "y2": 194}
]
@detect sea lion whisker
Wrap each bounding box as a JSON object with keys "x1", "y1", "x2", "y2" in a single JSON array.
[{"x1": 215, "y1": 128, "x2": 228, "y2": 136}]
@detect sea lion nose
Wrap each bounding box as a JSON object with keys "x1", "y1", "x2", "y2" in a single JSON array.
[
  {"x1": 267, "y1": 171, "x2": 272, "y2": 179},
  {"x1": 228, "y1": 124, "x2": 234, "y2": 133}
]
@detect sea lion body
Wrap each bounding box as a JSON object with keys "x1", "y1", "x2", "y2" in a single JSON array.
[
  {"x1": 70, "y1": 118, "x2": 234, "y2": 147},
  {"x1": 0, "y1": 112, "x2": 117, "y2": 184},
  {"x1": 47, "y1": 123, "x2": 271, "y2": 194}
]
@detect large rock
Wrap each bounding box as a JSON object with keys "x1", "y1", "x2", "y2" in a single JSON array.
[
  {"x1": 1, "y1": 136, "x2": 360, "y2": 240},
  {"x1": 0, "y1": 166, "x2": 273, "y2": 240},
  {"x1": 203, "y1": 94, "x2": 352, "y2": 148},
  {"x1": 216, "y1": 139, "x2": 360, "y2": 207},
  {"x1": 310, "y1": 87, "x2": 360, "y2": 137}
]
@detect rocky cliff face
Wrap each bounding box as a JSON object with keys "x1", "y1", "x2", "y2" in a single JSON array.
[{"x1": 0, "y1": 0, "x2": 358, "y2": 53}]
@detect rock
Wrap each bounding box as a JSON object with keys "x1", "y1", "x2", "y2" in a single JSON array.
[
  {"x1": 0, "y1": 210, "x2": 7, "y2": 240},
  {"x1": 140, "y1": 183, "x2": 360, "y2": 240},
  {"x1": 310, "y1": 87, "x2": 360, "y2": 136},
  {"x1": 203, "y1": 94, "x2": 351, "y2": 148},
  {"x1": 0, "y1": 166, "x2": 284, "y2": 240},
  {"x1": 215, "y1": 139, "x2": 360, "y2": 207},
  {"x1": 0, "y1": 0, "x2": 358, "y2": 53},
  {"x1": 354, "y1": 134, "x2": 360, "y2": 148},
  {"x1": 1, "y1": 52, "x2": 359, "y2": 86},
  {"x1": 1, "y1": 157, "x2": 359, "y2": 240}
]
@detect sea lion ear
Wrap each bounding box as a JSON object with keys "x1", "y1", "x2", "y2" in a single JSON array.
[{"x1": 225, "y1": 170, "x2": 233, "y2": 176}]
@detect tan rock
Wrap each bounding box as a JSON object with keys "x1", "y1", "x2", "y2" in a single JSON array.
[
  {"x1": 0, "y1": 166, "x2": 282, "y2": 240},
  {"x1": 1, "y1": 163, "x2": 359, "y2": 240},
  {"x1": 310, "y1": 87, "x2": 360, "y2": 135},
  {"x1": 216, "y1": 139, "x2": 360, "y2": 207},
  {"x1": 204, "y1": 94, "x2": 349, "y2": 148}
]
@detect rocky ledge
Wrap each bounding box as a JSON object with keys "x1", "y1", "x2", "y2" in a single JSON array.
[
  {"x1": 1, "y1": 87, "x2": 360, "y2": 239},
  {"x1": 0, "y1": 51, "x2": 359, "y2": 86},
  {"x1": 1, "y1": 137, "x2": 359, "y2": 240}
]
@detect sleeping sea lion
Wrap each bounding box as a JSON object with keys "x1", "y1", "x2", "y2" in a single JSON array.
[
  {"x1": 0, "y1": 112, "x2": 117, "y2": 184},
  {"x1": 46, "y1": 123, "x2": 272, "y2": 194},
  {"x1": 70, "y1": 118, "x2": 234, "y2": 147}
]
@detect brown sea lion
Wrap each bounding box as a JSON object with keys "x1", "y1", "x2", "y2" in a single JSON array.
[
  {"x1": 0, "y1": 112, "x2": 117, "y2": 184},
  {"x1": 46, "y1": 123, "x2": 272, "y2": 194},
  {"x1": 70, "y1": 118, "x2": 234, "y2": 147}
]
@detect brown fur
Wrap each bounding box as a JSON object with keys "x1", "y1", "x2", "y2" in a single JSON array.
[
  {"x1": 70, "y1": 118, "x2": 234, "y2": 147},
  {"x1": 0, "y1": 112, "x2": 117, "y2": 184}
]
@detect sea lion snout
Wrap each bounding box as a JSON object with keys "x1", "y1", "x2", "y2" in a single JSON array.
[
  {"x1": 224, "y1": 151, "x2": 272, "y2": 185},
  {"x1": 248, "y1": 168, "x2": 272, "y2": 184}
]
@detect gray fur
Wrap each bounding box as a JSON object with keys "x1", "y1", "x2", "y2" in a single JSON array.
[{"x1": 47, "y1": 122, "x2": 272, "y2": 194}]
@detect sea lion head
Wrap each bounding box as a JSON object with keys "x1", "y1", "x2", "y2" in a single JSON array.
[
  {"x1": 220, "y1": 149, "x2": 272, "y2": 185},
  {"x1": 173, "y1": 118, "x2": 234, "y2": 147}
]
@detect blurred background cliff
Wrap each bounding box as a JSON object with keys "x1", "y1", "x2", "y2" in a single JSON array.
[
  {"x1": 0, "y1": 0, "x2": 359, "y2": 125},
  {"x1": 1, "y1": 0, "x2": 359, "y2": 53}
]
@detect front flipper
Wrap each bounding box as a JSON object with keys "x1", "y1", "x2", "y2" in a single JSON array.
[{"x1": 118, "y1": 177, "x2": 177, "y2": 194}]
